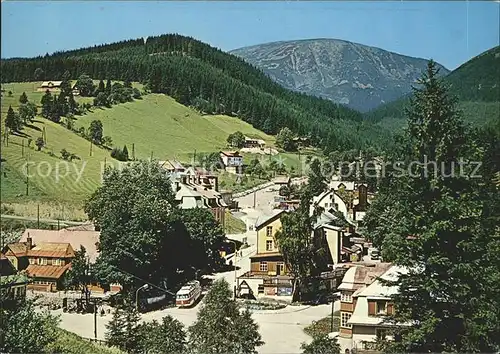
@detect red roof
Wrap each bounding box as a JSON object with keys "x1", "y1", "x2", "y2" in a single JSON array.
[
  {"x1": 27, "y1": 242, "x2": 74, "y2": 258},
  {"x1": 5, "y1": 243, "x2": 29, "y2": 257},
  {"x1": 25, "y1": 264, "x2": 70, "y2": 279}
]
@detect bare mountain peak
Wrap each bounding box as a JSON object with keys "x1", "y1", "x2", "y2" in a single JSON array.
[{"x1": 230, "y1": 38, "x2": 449, "y2": 112}]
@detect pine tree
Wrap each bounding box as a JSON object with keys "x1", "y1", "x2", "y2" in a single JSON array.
[
  {"x1": 67, "y1": 91, "x2": 78, "y2": 114},
  {"x1": 5, "y1": 106, "x2": 22, "y2": 131},
  {"x1": 60, "y1": 70, "x2": 72, "y2": 96},
  {"x1": 122, "y1": 145, "x2": 129, "y2": 160},
  {"x1": 364, "y1": 61, "x2": 500, "y2": 352},
  {"x1": 105, "y1": 306, "x2": 127, "y2": 349},
  {"x1": 105, "y1": 79, "x2": 112, "y2": 95},
  {"x1": 41, "y1": 90, "x2": 53, "y2": 118},
  {"x1": 188, "y1": 279, "x2": 263, "y2": 353},
  {"x1": 19, "y1": 92, "x2": 28, "y2": 104},
  {"x1": 97, "y1": 80, "x2": 105, "y2": 95}
]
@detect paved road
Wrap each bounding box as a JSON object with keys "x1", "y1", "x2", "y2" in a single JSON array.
[
  {"x1": 53, "y1": 300, "x2": 339, "y2": 354},
  {"x1": 54, "y1": 177, "x2": 332, "y2": 353},
  {"x1": 0, "y1": 214, "x2": 86, "y2": 226}
]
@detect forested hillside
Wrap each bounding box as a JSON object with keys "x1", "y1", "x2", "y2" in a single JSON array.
[
  {"x1": 365, "y1": 46, "x2": 500, "y2": 129},
  {"x1": 1, "y1": 34, "x2": 391, "y2": 153}
]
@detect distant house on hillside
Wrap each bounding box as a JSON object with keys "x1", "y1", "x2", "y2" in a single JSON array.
[
  {"x1": 220, "y1": 151, "x2": 243, "y2": 174},
  {"x1": 38, "y1": 81, "x2": 78, "y2": 94},
  {"x1": 244, "y1": 137, "x2": 266, "y2": 149}
]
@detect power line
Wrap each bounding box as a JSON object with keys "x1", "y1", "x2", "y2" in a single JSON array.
[{"x1": 108, "y1": 264, "x2": 175, "y2": 295}]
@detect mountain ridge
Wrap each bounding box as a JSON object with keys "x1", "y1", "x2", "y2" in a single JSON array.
[{"x1": 230, "y1": 38, "x2": 450, "y2": 112}]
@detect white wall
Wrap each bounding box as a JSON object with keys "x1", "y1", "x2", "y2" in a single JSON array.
[{"x1": 314, "y1": 190, "x2": 349, "y2": 220}]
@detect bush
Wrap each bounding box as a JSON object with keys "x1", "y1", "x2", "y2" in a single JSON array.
[{"x1": 110, "y1": 146, "x2": 129, "y2": 162}]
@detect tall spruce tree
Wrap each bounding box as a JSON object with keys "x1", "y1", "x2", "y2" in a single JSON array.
[
  {"x1": 19, "y1": 92, "x2": 28, "y2": 104},
  {"x1": 41, "y1": 90, "x2": 53, "y2": 118},
  {"x1": 188, "y1": 278, "x2": 263, "y2": 354},
  {"x1": 5, "y1": 106, "x2": 22, "y2": 131},
  {"x1": 363, "y1": 61, "x2": 500, "y2": 352}
]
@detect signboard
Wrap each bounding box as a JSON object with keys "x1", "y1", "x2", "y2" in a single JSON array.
[
  {"x1": 277, "y1": 287, "x2": 293, "y2": 296},
  {"x1": 146, "y1": 294, "x2": 166, "y2": 304}
]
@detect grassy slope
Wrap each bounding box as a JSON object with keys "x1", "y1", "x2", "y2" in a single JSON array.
[
  {"x1": 74, "y1": 94, "x2": 275, "y2": 161},
  {"x1": 2, "y1": 83, "x2": 307, "y2": 219},
  {"x1": 49, "y1": 329, "x2": 124, "y2": 354}
]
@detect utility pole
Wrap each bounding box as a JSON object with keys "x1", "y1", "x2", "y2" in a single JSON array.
[
  {"x1": 132, "y1": 143, "x2": 135, "y2": 161},
  {"x1": 331, "y1": 298, "x2": 335, "y2": 332},
  {"x1": 89, "y1": 140, "x2": 93, "y2": 157},
  {"x1": 298, "y1": 149, "x2": 302, "y2": 176},
  {"x1": 37, "y1": 204, "x2": 40, "y2": 228},
  {"x1": 94, "y1": 301, "x2": 97, "y2": 341},
  {"x1": 253, "y1": 191, "x2": 256, "y2": 209},
  {"x1": 22, "y1": 139, "x2": 24, "y2": 157},
  {"x1": 25, "y1": 156, "x2": 29, "y2": 196}
]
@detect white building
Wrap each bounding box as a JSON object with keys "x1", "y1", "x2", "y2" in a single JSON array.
[
  {"x1": 311, "y1": 189, "x2": 350, "y2": 221},
  {"x1": 337, "y1": 264, "x2": 408, "y2": 352},
  {"x1": 220, "y1": 151, "x2": 243, "y2": 174}
]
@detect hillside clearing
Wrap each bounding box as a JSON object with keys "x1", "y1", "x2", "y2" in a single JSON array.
[{"x1": 74, "y1": 94, "x2": 275, "y2": 161}]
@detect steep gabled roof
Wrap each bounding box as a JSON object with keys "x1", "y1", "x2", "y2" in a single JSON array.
[
  {"x1": 255, "y1": 209, "x2": 286, "y2": 230},
  {"x1": 25, "y1": 264, "x2": 71, "y2": 279},
  {"x1": 27, "y1": 242, "x2": 74, "y2": 258}
]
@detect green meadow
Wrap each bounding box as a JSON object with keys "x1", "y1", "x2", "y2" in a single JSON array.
[{"x1": 1, "y1": 82, "x2": 312, "y2": 220}]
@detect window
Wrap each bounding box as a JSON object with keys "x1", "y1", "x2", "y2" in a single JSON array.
[
  {"x1": 53, "y1": 259, "x2": 61, "y2": 266},
  {"x1": 266, "y1": 226, "x2": 273, "y2": 237},
  {"x1": 259, "y1": 262, "x2": 268, "y2": 272},
  {"x1": 266, "y1": 240, "x2": 273, "y2": 251},
  {"x1": 277, "y1": 262, "x2": 285, "y2": 273},
  {"x1": 29, "y1": 258, "x2": 35, "y2": 265},
  {"x1": 42, "y1": 258, "x2": 47, "y2": 265},
  {"x1": 258, "y1": 284, "x2": 264, "y2": 294},
  {"x1": 341, "y1": 312, "x2": 352, "y2": 328},
  {"x1": 341, "y1": 291, "x2": 353, "y2": 303},
  {"x1": 376, "y1": 300, "x2": 387, "y2": 315}
]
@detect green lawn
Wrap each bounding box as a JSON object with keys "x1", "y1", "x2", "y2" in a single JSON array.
[
  {"x1": 224, "y1": 211, "x2": 246, "y2": 234},
  {"x1": 48, "y1": 329, "x2": 124, "y2": 354},
  {"x1": 304, "y1": 311, "x2": 340, "y2": 338}
]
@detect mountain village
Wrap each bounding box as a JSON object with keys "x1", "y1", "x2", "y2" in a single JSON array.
[{"x1": 1, "y1": 2, "x2": 499, "y2": 354}]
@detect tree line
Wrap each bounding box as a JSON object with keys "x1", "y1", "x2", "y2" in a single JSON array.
[{"x1": 1, "y1": 33, "x2": 391, "y2": 154}]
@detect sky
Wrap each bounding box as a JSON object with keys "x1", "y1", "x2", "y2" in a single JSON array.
[{"x1": 1, "y1": 1, "x2": 499, "y2": 70}]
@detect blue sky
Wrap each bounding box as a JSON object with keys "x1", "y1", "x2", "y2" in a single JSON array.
[{"x1": 1, "y1": 1, "x2": 499, "y2": 70}]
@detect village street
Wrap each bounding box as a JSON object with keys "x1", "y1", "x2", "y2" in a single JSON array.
[
  {"x1": 53, "y1": 179, "x2": 331, "y2": 353},
  {"x1": 53, "y1": 301, "x2": 337, "y2": 353}
]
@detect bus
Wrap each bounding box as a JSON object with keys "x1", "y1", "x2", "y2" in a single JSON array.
[{"x1": 176, "y1": 280, "x2": 202, "y2": 308}]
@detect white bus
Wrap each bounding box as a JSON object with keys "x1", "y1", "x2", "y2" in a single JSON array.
[{"x1": 176, "y1": 280, "x2": 202, "y2": 307}]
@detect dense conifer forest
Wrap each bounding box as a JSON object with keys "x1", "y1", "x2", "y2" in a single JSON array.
[{"x1": 1, "y1": 34, "x2": 391, "y2": 153}]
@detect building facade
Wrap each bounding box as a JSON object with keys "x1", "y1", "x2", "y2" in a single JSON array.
[
  {"x1": 220, "y1": 151, "x2": 243, "y2": 174},
  {"x1": 3, "y1": 237, "x2": 75, "y2": 292},
  {"x1": 238, "y1": 209, "x2": 293, "y2": 299},
  {"x1": 337, "y1": 264, "x2": 403, "y2": 352}
]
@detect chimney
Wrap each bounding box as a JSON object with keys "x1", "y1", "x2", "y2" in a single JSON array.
[
  {"x1": 175, "y1": 181, "x2": 180, "y2": 192},
  {"x1": 26, "y1": 234, "x2": 33, "y2": 249}
]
